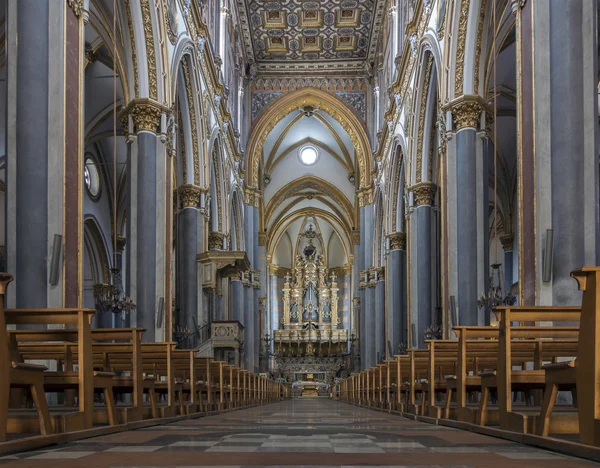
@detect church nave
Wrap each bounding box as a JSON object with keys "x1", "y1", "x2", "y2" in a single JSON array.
[{"x1": 0, "y1": 399, "x2": 595, "y2": 468}]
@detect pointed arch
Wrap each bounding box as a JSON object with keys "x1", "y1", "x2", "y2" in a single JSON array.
[{"x1": 246, "y1": 88, "x2": 372, "y2": 188}]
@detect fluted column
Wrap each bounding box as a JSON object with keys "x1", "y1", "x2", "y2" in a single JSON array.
[
  {"x1": 409, "y1": 182, "x2": 436, "y2": 347},
  {"x1": 177, "y1": 184, "x2": 203, "y2": 347},
  {"x1": 386, "y1": 232, "x2": 406, "y2": 353},
  {"x1": 444, "y1": 95, "x2": 485, "y2": 329},
  {"x1": 123, "y1": 99, "x2": 169, "y2": 342}
]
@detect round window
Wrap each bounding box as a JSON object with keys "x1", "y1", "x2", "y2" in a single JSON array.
[
  {"x1": 298, "y1": 145, "x2": 319, "y2": 166},
  {"x1": 84, "y1": 157, "x2": 101, "y2": 200}
]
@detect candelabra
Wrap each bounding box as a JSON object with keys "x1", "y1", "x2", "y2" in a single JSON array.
[
  {"x1": 477, "y1": 263, "x2": 517, "y2": 309},
  {"x1": 93, "y1": 268, "x2": 136, "y2": 317}
]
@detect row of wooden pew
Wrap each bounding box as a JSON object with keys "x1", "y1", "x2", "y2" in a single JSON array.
[
  {"x1": 0, "y1": 273, "x2": 286, "y2": 444},
  {"x1": 334, "y1": 266, "x2": 600, "y2": 447}
]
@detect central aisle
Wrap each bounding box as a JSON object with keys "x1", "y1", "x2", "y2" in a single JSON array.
[{"x1": 1, "y1": 399, "x2": 595, "y2": 467}]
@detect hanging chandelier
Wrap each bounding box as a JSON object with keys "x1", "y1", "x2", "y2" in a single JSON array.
[
  {"x1": 94, "y1": 268, "x2": 136, "y2": 315},
  {"x1": 477, "y1": 263, "x2": 516, "y2": 309}
]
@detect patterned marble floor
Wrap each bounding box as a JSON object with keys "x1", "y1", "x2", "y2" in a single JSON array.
[{"x1": 0, "y1": 398, "x2": 597, "y2": 467}]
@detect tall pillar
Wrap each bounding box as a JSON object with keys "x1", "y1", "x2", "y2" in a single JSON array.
[
  {"x1": 374, "y1": 268, "x2": 385, "y2": 363},
  {"x1": 177, "y1": 184, "x2": 202, "y2": 347},
  {"x1": 386, "y1": 232, "x2": 406, "y2": 354},
  {"x1": 229, "y1": 273, "x2": 243, "y2": 322},
  {"x1": 243, "y1": 190, "x2": 258, "y2": 370},
  {"x1": 515, "y1": 0, "x2": 599, "y2": 305},
  {"x1": 409, "y1": 182, "x2": 436, "y2": 347},
  {"x1": 444, "y1": 96, "x2": 485, "y2": 327},
  {"x1": 500, "y1": 234, "x2": 515, "y2": 294},
  {"x1": 123, "y1": 100, "x2": 169, "y2": 342},
  {"x1": 365, "y1": 272, "x2": 376, "y2": 367},
  {"x1": 6, "y1": 2, "x2": 84, "y2": 309}
]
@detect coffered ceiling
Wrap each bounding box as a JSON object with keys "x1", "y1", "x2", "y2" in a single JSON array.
[{"x1": 237, "y1": 0, "x2": 385, "y2": 72}]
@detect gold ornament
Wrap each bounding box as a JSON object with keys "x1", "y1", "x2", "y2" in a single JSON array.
[
  {"x1": 67, "y1": 0, "x2": 84, "y2": 17},
  {"x1": 178, "y1": 184, "x2": 203, "y2": 208},
  {"x1": 444, "y1": 95, "x2": 485, "y2": 130},
  {"x1": 412, "y1": 181, "x2": 437, "y2": 206},
  {"x1": 387, "y1": 232, "x2": 406, "y2": 250},
  {"x1": 208, "y1": 232, "x2": 226, "y2": 250}
]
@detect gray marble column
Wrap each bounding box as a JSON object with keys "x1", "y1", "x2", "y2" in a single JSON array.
[
  {"x1": 177, "y1": 185, "x2": 202, "y2": 347},
  {"x1": 374, "y1": 270, "x2": 385, "y2": 363},
  {"x1": 515, "y1": 1, "x2": 599, "y2": 304},
  {"x1": 242, "y1": 202, "x2": 257, "y2": 370},
  {"x1": 456, "y1": 128, "x2": 478, "y2": 327},
  {"x1": 134, "y1": 131, "x2": 158, "y2": 340},
  {"x1": 386, "y1": 232, "x2": 406, "y2": 354},
  {"x1": 501, "y1": 234, "x2": 515, "y2": 297},
  {"x1": 253, "y1": 207, "x2": 262, "y2": 373},
  {"x1": 229, "y1": 275, "x2": 243, "y2": 322},
  {"x1": 7, "y1": 1, "x2": 50, "y2": 309},
  {"x1": 445, "y1": 96, "x2": 485, "y2": 326},
  {"x1": 365, "y1": 277, "x2": 376, "y2": 367},
  {"x1": 410, "y1": 183, "x2": 436, "y2": 347},
  {"x1": 124, "y1": 101, "x2": 168, "y2": 342},
  {"x1": 358, "y1": 208, "x2": 366, "y2": 368}
]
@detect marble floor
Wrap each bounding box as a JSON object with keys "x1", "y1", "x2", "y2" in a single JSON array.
[{"x1": 0, "y1": 398, "x2": 597, "y2": 467}]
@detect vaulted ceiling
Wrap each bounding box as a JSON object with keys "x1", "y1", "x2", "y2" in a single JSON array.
[
  {"x1": 263, "y1": 107, "x2": 357, "y2": 269},
  {"x1": 237, "y1": 0, "x2": 385, "y2": 70}
]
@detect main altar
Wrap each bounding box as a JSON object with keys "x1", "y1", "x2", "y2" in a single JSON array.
[{"x1": 272, "y1": 232, "x2": 349, "y2": 385}]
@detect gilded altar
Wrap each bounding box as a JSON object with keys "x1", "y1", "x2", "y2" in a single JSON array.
[{"x1": 273, "y1": 237, "x2": 348, "y2": 356}]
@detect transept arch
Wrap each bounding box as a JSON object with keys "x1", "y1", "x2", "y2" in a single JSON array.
[{"x1": 246, "y1": 88, "x2": 372, "y2": 188}]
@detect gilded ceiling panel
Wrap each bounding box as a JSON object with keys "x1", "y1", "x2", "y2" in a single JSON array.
[{"x1": 238, "y1": 0, "x2": 384, "y2": 67}]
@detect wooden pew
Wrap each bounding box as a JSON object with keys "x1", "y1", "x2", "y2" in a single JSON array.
[
  {"x1": 535, "y1": 267, "x2": 600, "y2": 445},
  {"x1": 12, "y1": 328, "x2": 153, "y2": 424},
  {"x1": 0, "y1": 273, "x2": 52, "y2": 442},
  {"x1": 490, "y1": 307, "x2": 580, "y2": 434},
  {"x1": 3, "y1": 307, "x2": 96, "y2": 435}
]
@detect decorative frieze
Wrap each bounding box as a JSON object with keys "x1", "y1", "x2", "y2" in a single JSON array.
[
  {"x1": 411, "y1": 181, "x2": 437, "y2": 206},
  {"x1": 244, "y1": 187, "x2": 261, "y2": 208},
  {"x1": 330, "y1": 264, "x2": 352, "y2": 278},
  {"x1": 357, "y1": 186, "x2": 374, "y2": 207},
  {"x1": 178, "y1": 184, "x2": 204, "y2": 209},
  {"x1": 335, "y1": 92, "x2": 366, "y2": 122},
  {"x1": 387, "y1": 232, "x2": 406, "y2": 251}
]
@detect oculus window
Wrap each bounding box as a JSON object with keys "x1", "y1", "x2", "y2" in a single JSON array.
[
  {"x1": 299, "y1": 145, "x2": 319, "y2": 166},
  {"x1": 84, "y1": 156, "x2": 101, "y2": 200}
]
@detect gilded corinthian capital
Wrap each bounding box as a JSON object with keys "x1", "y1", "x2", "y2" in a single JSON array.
[
  {"x1": 120, "y1": 98, "x2": 168, "y2": 134},
  {"x1": 178, "y1": 184, "x2": 203, "y2": 209},
  {"x1": 411, "y1": 181, "x2": 437, "y2": 206},
  {"x1": 444, "y1": 95, "x2": 486, "y2": 131},
  {"x1": 387, "y1": 232, "x2": 406, "y2": 251}
]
